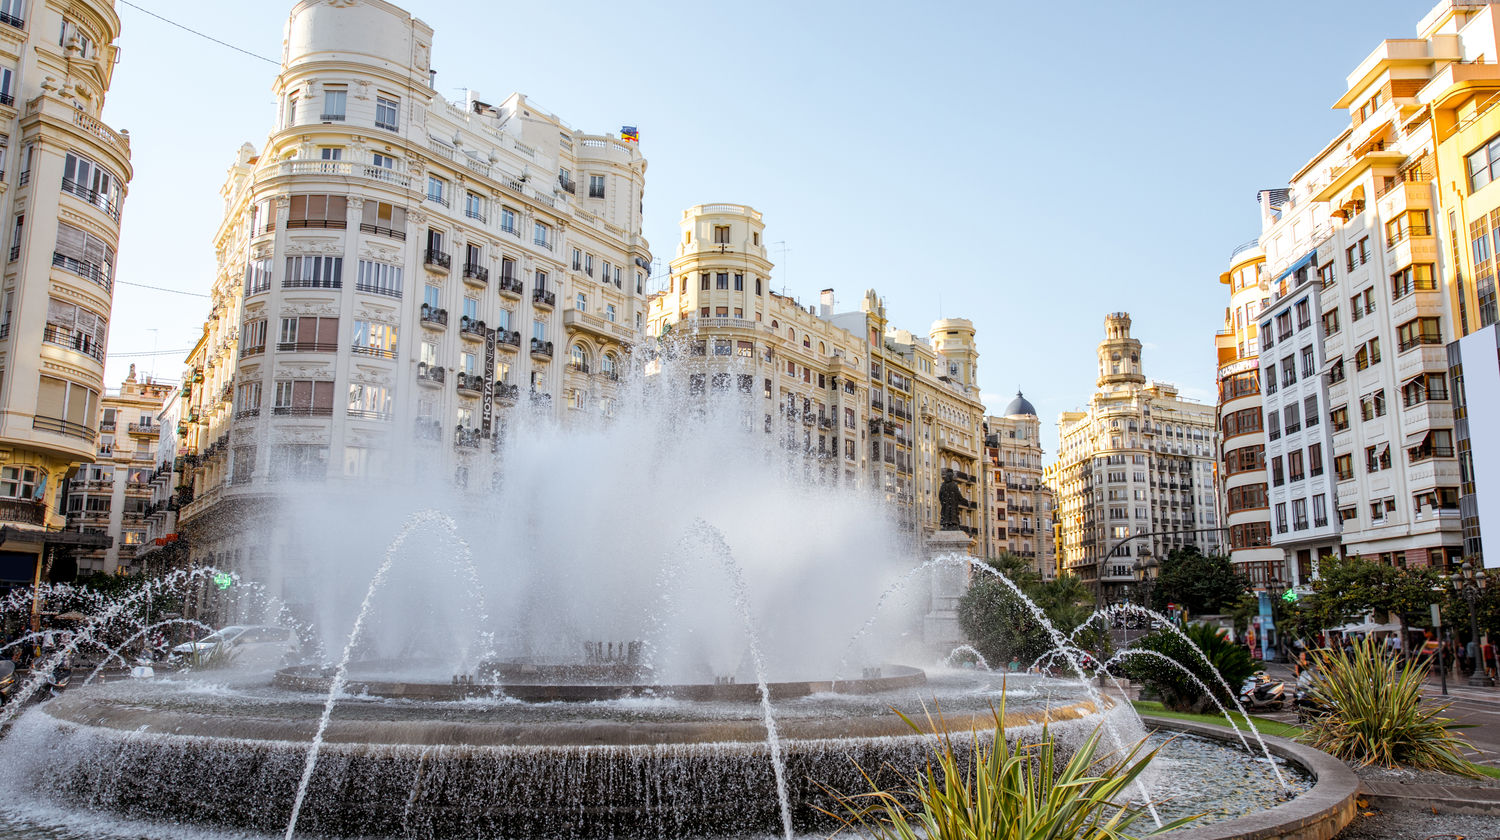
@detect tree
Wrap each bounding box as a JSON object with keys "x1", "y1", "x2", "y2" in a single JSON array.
[
  {"x1": 1302, "y1": 555, "x2": 1443, "y2": 644},
  {"x1": 957, "y1": 557, "x2": 1106, "y2": 669},
  {"x1": 1147, "y1": 546, "x2": 1248, "y2": 617},
  {"x1": 1118, "y1": 622, "x2": 1257, "y2": 714}
]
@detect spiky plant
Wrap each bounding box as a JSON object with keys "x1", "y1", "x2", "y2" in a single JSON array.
[
  {"x1": 823, "y1": 703, "x2": 1196, "y2": 840},
  {"x1": 1301, "y1": 637, "x2": 1476, "y2": 776}
]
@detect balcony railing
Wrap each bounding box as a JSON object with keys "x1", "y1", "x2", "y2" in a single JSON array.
[
  {"x1": 558, "y1": 175, "x2": 576, "y2": 194},
  {"x1": 276, "y1": 341, "x2": 338, "y2": 353},
  {"x1": 495, "y1": 382, "x2": 520, "y2": 401},
  {"x1": 417, "y1": 363, "x2": 446, "y2": 384},
  {"x1": 455, "y1": 372, "x2": 484, "y2": 394},
  {"x1": 33, "y1": 416, "x2": 95, "y2": 442},
  {"x1": 533, "y1": 289, "x2": 555, "y2": 307},
  {"x1": 455, "y1": 426, "x2": 483, "y2": 449},
  {"x1": 354, "y1": 280, "x2": 402, "y2": 298},
  {"x1": 270, "y1": 406, "x2": 334, "y2": 417},
  {"x1": 463, "y1": 263, "x2": 489, "y2": 284},
  {"x1": 358, "y1": 222, "x2": 405, "y2": 241},
  {"x1": 52, "y1": 252, "x2": 112, "y2": 291},
  {"x1": 61, "y1": 178, "x2": 121, "y2": 221},
  {"x1": 496, "y1": 329, "x2": 521, "y2": 348},
  {"x1": 498, "y1": 275, "x2": 523, "y2": 297},
  {"x1": 530, "y1": 338, "x2": 554, "y2": 358},
  {"x1": 1398, "y1": 335, "x2": 1444, "y2": 353},
  {"x1": 424, "y1": 249, "x2": 451, "y2": 271},
  {"x1": 459, "y1": 316, "x2": 486, "y2": 338},
  {"x1": 0, "y1": 12, "x2": 23, "y2": 30},
  {"x1": 319, "y1": 112, "x2": 346, "y2": 122},
  {"x1": 352, "y1": 345, "x2": 397, "y2": 360},
  {"x1": 42, "y1": 324, "x2": 104, "y2": 362},
  {"x1": 420, "y1": 304, "x2": 449, "y2": 327}
]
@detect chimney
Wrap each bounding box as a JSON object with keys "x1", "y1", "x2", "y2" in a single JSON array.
[{"x1": 819, "y1": 288, "x2": 835, "y2": 318}]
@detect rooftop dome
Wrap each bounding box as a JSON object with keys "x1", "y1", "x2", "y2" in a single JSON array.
[{"x1": 1003, "y1": 391, "x2": 1037, "y2": 417}]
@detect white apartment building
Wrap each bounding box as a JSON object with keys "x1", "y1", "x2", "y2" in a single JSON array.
[
  {"x1": 981, "y1": 395, "x2": 1057, "y2": 578},
  {"x1": 173, "y1": 0, "x2": 652, "y2": 578}
]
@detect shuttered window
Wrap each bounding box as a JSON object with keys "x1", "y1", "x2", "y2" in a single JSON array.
[
  {"x1": 53, "y1": 221, "x2": 115, "y2": 288},
  {"x1": 288, "y1": 194, "x2": 348, "y2": 229}
]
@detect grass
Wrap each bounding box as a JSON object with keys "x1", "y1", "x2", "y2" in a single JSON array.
[{"x1": 1130, "y1": 700, "x2": 1303, "y2": 741}]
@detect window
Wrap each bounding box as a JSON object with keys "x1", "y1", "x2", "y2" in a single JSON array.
[
  {"x1": 244, "y1": 258, "x2": 273, "y2": 296},
  {"x1": 713, "y1": 225, "x2": 730, "y2": 244},
  {"x1": 1468, "y1": 133, "x2": 1500, "y2": 193},
  {"x1": 1300, "y1": 345, "x2": 1316, "y2": 377},
  {"x1": 465, "y1": 192, "x2": 484, "y2": 221},
  {"x1": 1359, "y1": 389, "x2": 1386, "y2": 421},
  {"x1": 500, "y1": 207, "x2": 518, "y2": 235},
  {"x1": 352, "y1": 320, "x2": 398, "y2": 358},
  {"x1": 1271, "y1": 455, "x2": 1284, "y2": 486},
  {"x1": 1288, "y1": 449, "x2": 1305, "y2": 482},
  {"x1": 588, "y1": 174, "x2": 605, "y2": 198},
  {"x1": 278, "y1": 316, "x2": 338, "y2": 352},
  {"x1": 533, "y1": 320, "x2": 546, "y2": 342},
  {"x1": 1312, "y1": 494, "x2": 1328, "y2": 528},
  {"x1": 535, "y1": 270, "x2": 548, "y2": 292},
  {"x1": 348, "y1": 383, "x2": 392, "y2": 419},
  {"x1": 360, "y1": 201, "x2": 407, "y2": 239},
  {"x1": 1329, "y1": 405, "x2": 1349, "y2": 431},
  {"x1": 734, "y1": 273, "x2": 744, "y2": 291},
  {"x1": 284, "y1": 255, "x2": 343, "y2": 289},
  {"x1": 1349, "y1": 287, "x2": 1375, "y2": 321},
  {"x1": 60, "y1": 18, "x2": 91, "y2": 57},
  {"x1": 533, "y1": 221, "x2": 551, "y2": 249},
  {"x1": 1402, "y1": 372, "x2": 1448, "y2": 407},
  {"x1": 1345, "y1": 237, "x2": 1370, "y2": 270},
  {"x1": 462, "y1": 297, "x2": 479, "y2": 324},
  {"x1": 716, "y1": 272, "x2": 728, "y2": 290},
  {"x1": 427, "y1": 175, "x2": 448, "y2": 206},
  {"x1": 605, "y1": 303, "x2": 616, "y2": 323},
  {"x1": 0, "y1": 466, "x2": 37, "y2": 500},
  {"x1": 234, "y1": 380, "x2": 262, "y2": 417},
  {"x1": 1304, "y1": 395, "x2": 1319, "y2": 427},
  {"x1": 288, "y1": 194, "x2": 347, "y2": 229},
  {"x1": 1292, "y1": 498, "x2": 1308, "y2": 530},
  {"x1": 36, "y1": 375, "x2": 98, "y2": 438},
  {"x1": 1318, "y1": 261, "x2": 1336, "y2": 287},
  {"x1": 1309, "y1": 442, "x2": 1324, "y2": 476},
  {"x1": 375, "y1": 95, "x2": 399, "y2": 131},
  {"x1": 1321, "y1": 308, "x2": 1340, "y2": 337},
  {"x1": 1385, "y1": 210, "x2": 1430, "y2": 245},
  {"x1": 1391, "y1": 264, "x2": 1436, "y2": 300},
  {"x1": 1275, "y1": 503, "x2": 1288, "y2": 534},
  {"x1": 241, "y1": 318, "x2": 268, "y2": 356},
  {"x1": 1283, "y1": 402, "x2": 1301, "y2": 434},
  {"x1": 1354, "y1": 338, "x2": 1381, "y2": 370},
  {"x1": 1334, "y1": 453, "x2": 1353, "y2": 481},
  {"x1": 43, "y1": 297, "x2": 106, "y2": 361},
  {"x1": 53, "y1": 221, "x2": 115, "y2": 288},
  {"x1": 575, "y1": 292, "x2": 587, "y2": 312},
  {"x1": 423, "y1": 284, "x2": 440, "y2": 311},
  {"x1": 1396, "y1": 317, "x2": 1442, "y2": 351},
  {"x1": 1267, "y1": 411, "x2": 1281, "y2": 441},
  {"x1": 572, "y1": 249, "x2": 583, "y2": 271},
  {"x1": 62, "y1": 153, "x2": 121, "y2": 219},
  {"x1": 1365, "y1": 444, "x2": 1391, "y2": 473},
  {"x1": 1276, "y1": 311, "x2": 1293, "y2": 341},
  {"x1": 1280, "y1": 356, "x2": 1296, "y2": 387},
  {"x1": 321, "y1": 86, "x2": 346, "y2": 121},
  {"x1": 1295, "y1": 299, "x2": 1311, "y2": 329},
  {"x1": 272, "y1": 379, "x2": 335, "y2": 417},
  {"x1": 1327, "y1": 356, "x2": 1346, "y2": 383}
]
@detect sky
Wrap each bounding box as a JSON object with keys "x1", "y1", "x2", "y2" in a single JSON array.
[{"x1": 98, "y1": 0, "x2": 1431, "y2": 460}]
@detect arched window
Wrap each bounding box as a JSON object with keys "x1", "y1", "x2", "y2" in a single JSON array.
[
  {"x1": 602, "y1": 352, "x2": 618, "y2": 378},
  {"x1": 569, "y1": 343, "x2": 590, "y2": 372},
  {"x1": 818, "y1": 342, "x2": 826, "y2": 354},
  {"x1": 771, "y1": 319, "x2": 779, "y2": 329},
  {"x1": 788, "y1": 327, "x2": 795, "y2": 341}
]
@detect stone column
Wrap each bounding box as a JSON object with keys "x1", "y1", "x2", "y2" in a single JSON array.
[{"x1": 923, "y1": 530, "x2": 973, "y2": 656}]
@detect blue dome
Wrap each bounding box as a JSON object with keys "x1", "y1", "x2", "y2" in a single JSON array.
[{"x1": 1003, "y1": 391, "x2": 1036, "y2": 417}]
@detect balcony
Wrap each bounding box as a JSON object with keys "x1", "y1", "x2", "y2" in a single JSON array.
[
  {"x1": 351, "y1": 344, "x2": 397, "y2": 360},
  {"x1": 533, "y1": 288, "x2": 556, "y2": 308},
  {"x1": 1396, "y1": 345, "x2": 1448, "y2": 379},
  {"x1": 277, "y1": 160, "x2": 411, "y2": 190},
  {"x1": 420, "y1": 304, "x2": 449, "y2": 328},
  {"x1": 455, "y1": 426, "x2": 483, "y2": 450},
  {"x1": 558, "y1": 174, "x2": 576, "y2": 194},
  {"x1": 358, "y1": 222, "x2": 406, "y2": 241},
  {"x1": 563, "y1": 308, "x2": 636, "y2": 343},
  {"x1": 276, "y1": 341, "x2": 338, "y2": 353},
  {"x1": 42, "y1": 324, "x2": 104, "y2": 362},
  {"x1": 127, "y1": 422, "x2": 157, "y2": 436},
  {"x1": 530, "y1": 338, "x2": 554, "y2": 360},
  {"x1": 459, "y1": 316, "x2": 486, "y2": 340},
  {"x1": 495, "y1": 382, "x2": 520, "y2": 403},
  {"x1": 270, "y1": 406, "x2": 334, "y2": 418},
  {"x1": 463, "y1": 263, "x2": 489, "y2": 286},
  {"x1": 52, "y1": 252, "x2": 112, "y2": 292},
  {"x1": 495, "y1": 329, "x2": 521, "y2": 350},
  {"x1": 498, "y1": 275, "x2": 523, "y2": 298},
  {"x1": 455, "y1": 372, "x2": 484, "y2": 395},
  {"x1": 416, "y1": 363, "x2": 446, "y2": 385},
  {"x1": 424, "y1": 249, "x2": 451, "y2": 272}
]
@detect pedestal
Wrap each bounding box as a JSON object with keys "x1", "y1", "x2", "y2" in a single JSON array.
[{"x1": 923, "y1": 530, "x2": 974, "y2": 657}]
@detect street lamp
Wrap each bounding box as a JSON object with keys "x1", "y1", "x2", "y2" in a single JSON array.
[
  {"x1": 1453, "y1": 560, "x2": 1493, "y2": 688},
  {"x1": 1131, "y1": 553, "x2": 1159, "y2": 644}
]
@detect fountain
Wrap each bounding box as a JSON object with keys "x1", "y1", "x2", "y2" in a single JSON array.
[{"x1": 0, "y1": 357, "x2": 1350, "y2": 839}]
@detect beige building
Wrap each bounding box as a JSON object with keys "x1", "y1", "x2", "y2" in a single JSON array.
[
  {"x1": 981, "y1": 394, "x2": 1057, "y2": 578},
  {"x1": 63, "y1": 368, "x2": 172, "y2": 574},
  {"x1": 1047, "y1": 314, "x2": 1221, "y2": 603},
  {"x1": 172, "y1": 0, "x2": 652, "y2": 580},
  {"x1": 647, "y1": 202, "x2": 986, "y2": 539},
  {"x1": 0, "y1": 1, "x2": 132, "y2": 586}
]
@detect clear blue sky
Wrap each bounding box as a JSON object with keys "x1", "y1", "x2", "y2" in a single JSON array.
[{"x1": 99, "y1": 0, "x2": 1427, "y2": 459}]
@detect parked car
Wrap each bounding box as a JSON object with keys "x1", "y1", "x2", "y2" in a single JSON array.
[{"x1": 172, "y1": 625, "x2": 300, "y2": 669}]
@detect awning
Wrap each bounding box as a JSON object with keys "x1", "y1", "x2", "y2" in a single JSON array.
[
  {"x1": 1405, "y1": 430, "x2": 1430, "y2": 448},
  {"x1": 1275, "y1": 248, "x2": 1320, "y2": 285},
  {"x1": 1321, "y1": 356, "x2": 1344, "y2": 375}
]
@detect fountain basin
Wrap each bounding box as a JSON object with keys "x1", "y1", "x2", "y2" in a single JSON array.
[{"x1": 8, "y1": 672, "x2": 1114, "y2": 838}]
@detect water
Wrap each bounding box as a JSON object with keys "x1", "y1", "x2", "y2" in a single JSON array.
[{"x1": 942, "y1": 644, "x2": 991, "y2": 671}]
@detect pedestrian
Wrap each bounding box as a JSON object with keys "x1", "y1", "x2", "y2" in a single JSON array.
[{"x1": 1485, "y1": 639, "x2": 1497, "y2": 679}]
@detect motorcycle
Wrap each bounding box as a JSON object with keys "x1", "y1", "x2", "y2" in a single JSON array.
[{"x1": 1238, "y1": 672, "x2": 1286, "y2": 711}]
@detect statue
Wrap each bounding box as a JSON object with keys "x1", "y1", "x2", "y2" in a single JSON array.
[{"x1": 939, "y1": 468, "x2": 967, "y2": 530}]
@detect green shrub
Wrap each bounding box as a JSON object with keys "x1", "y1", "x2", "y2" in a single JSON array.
[
  {"x1": 1301, "y1": 638, "x2": 1476, "y2": 776},
  {"x1": 823, "y1": 705, "x2": 1195, "y2": 840},
  {"x1": 1118, "y1": 623, "x2": 1256, "y2": 714}
]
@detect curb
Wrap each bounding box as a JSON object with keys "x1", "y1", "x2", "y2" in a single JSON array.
[
  {"x1": 1358, "y1": 780, "x2": 1500, "y2": 816},
  {"x1": 1140, "y1": 716, "x2": 1359, "y2": 840}
]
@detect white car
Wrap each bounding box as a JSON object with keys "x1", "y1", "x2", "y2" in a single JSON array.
[{"x1": 172, "y1": 625, "x2": 300, "y2": 669}]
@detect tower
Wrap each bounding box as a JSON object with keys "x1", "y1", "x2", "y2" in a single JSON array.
[
  {"x1": 1097, "y1": 313, "x2": 1145, "y2": 389},
  {"x1": 931, "y1": 318, "x2": 978, "y2": 392}
]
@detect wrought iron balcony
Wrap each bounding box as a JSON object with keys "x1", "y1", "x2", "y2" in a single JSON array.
[
  {"x1": 463, "y1": 263, "x2": 489, "y2": 285},
  {"x1": 498, "y1": 275, "x2": 523, "y2": 297},
  {"x1": 533, "y1": 288, "x2": 556, "y2": 307},
  {"x1": 424, "y1": 249, "x2": 451, "y2": 271},
  {"x1": 420, "y1": 304, "x2": 449, "y2": 327}
]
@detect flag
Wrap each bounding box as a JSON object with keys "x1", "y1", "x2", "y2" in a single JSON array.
[{"x1": 621, "y1": 125, "x2": 639, "y2": 143}]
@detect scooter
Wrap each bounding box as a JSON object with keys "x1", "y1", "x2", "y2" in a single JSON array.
[
  {"x1": 44, "y1": 657, "x2": 71, "y2": 698},
  {"x1": 1239, "y1": 673, "x2": 1286, "y2": 711}
]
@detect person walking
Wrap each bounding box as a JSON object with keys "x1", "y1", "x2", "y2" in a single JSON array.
[{"x1": 1485, "y1": 639, "x2": 1498, "y2": 681}]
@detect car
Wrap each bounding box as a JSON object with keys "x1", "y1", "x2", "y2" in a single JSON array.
[{"x1": 171, "y1": 625, "x2": 300, "y2": 669}]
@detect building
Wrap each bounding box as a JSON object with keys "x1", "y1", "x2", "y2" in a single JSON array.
[
  {"x1": 134, "y1": 387, "x2": 185, "y2": 575},
  {"x1": 980, "y1": 393, "x2": 1056, "y2": 578},
  {"x1": 1250, "y1": 194, "x2": 1342, "y2": 587},
  {"x1": 62, "y1": 368, "x2": 172, "y2": 574},
  {"x1": 174, "y1": 0, "x2": 652, "y2": 581},
  {"x1": 645, "y1": 203, "x2": 986, "y2": 539},
  {"x1": 0, "y1": 1, "x2": 133, "y2": 588},
  {"x1": 1215, "y1": 238, "x2": 1282, "y2": 588},
  {"x1": 1047, "y1": 314, "x2": 1220, "y2": 603}
]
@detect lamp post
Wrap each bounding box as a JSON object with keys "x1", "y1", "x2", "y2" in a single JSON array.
[
  {"x1": 1131, "y1": 553, "x2": 1158, "y2": 645},
  {"x1": 1454, "y1": 561, "x2": 1493, "y2": 688}
]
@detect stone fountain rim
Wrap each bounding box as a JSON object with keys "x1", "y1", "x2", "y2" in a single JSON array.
[{"x1": 1139, "y1": 715, "x2": 1358, "y2": 840}]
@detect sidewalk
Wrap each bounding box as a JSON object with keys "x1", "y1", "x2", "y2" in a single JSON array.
[{"x1": 1358, "y1": 778, "x2": 1500, "y2": 816}]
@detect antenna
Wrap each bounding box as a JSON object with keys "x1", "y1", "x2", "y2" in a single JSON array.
[{"x1": 772, "y1": 241, "x2": 791, "y2": 295}]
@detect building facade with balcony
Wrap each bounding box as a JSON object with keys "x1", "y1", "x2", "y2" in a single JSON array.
[
  {"x1": 173, "y1": 0, "x2": 652, "y2": 583},
  {"x1": 1215, "y1": 239, "x2": 1285, "y2": 588},
  {"x1": 62, "y1": 368, "x2": 172, "y2": 574},
  {"x1": 1047, "y1": 314, "x2": 1221, "y2": 603},
  {"x1": 644, "y1": 203, "x2": 985, "y2": 539},
  {"x1": 981, "y1": 394, "x2": 1056, "y2": 578},
  {"x1": 0, "y1": 0, "x2": 132, "y2": 586},
  {"x1": 1244, "y1": 1, "x2": 1472, "y2": 569}
]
